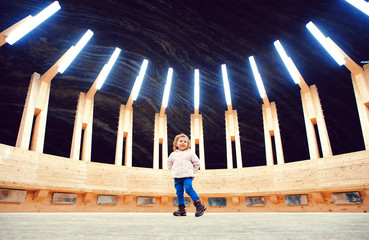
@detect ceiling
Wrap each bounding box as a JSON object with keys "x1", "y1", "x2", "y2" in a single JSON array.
[{"x1": 0, "y1": 0, "x2": 368, "y2": 169}]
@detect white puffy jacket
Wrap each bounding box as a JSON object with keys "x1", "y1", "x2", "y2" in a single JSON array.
[{"x1": 167, "y1": 149, "x2": 200, "y2": 178}]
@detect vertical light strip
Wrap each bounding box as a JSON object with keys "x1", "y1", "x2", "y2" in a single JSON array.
[
  {"x1": 249, "y1": 56, "x2": 266, "y2": 99},
  {"x1": 221, "y1": 64, "x2": 232, "y2": 106},
  {"x1": 194, "y1": 69, "x2": 200, "y2": 110},
  {"x1": 58, "y1": 29, "x2": 94, "y2": 73},
  {"x1": 346, "y1": 0, "x2": 369, "y2": 16},
  {"x1": 132, "y1": 59, "x2": 149, "y2": 101},
  {"x1": 162, "y1": 68, "x2": 173, "y2": 109},
  {"x1": 274, "y1": 40, "x2": 300, "y2": 84},
  {"x1": 306, "y1": 21, "x2": 346, "y2": 66},
  {"x1": 96, "y1": 47, "x2": 121, "y2": 90},
  {"x1": 6, "y1": 1, "x2": 61, "y2": 45}
]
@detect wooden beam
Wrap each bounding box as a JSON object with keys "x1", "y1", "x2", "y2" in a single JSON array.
[
  {"x1": 83, "y1": 193, "x2": 94, "y2": 203},
  {"x1": 311, "y1": 192, "x2": 325, "y2": 204},
  {"x1": 33, "y1": 190, "x2": 49, "y2": 202},
  {"x1": 269, "y1": 195, "x2": 279, "y2": 204}
]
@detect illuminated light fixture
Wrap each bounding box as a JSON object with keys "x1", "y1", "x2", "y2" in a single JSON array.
[
  {"x1": 162, "y1": 68, "x2": 173, "y2": 109},
  {"x1": 306, "y1": 21, "x2": 346, "y2": 66},
  {"x1": 274, "y1": 40, "x2": 300, "y2": 84},
  {"x1": 249, "y1": 56, "x2": 266, "y2": 99},
  {"x1": 345, "y1": 0, "x2": 369, "y2": 16},
  {"x1": 6, "y1": 1, "x2": 61, "y2": 45},
  {"x1": 96, "y1": 47, "x2": 121, "y2": 90},
  {"x1": 58, "y1": 29, "x2": 94, "y2": 74},
  {"x1": 221, "y1": 64, "x2": 232, "y2": 106},
  {"x1": 194, "y1": 69, "x2": 200, "y2": 109},
  {"x1": 132, "y1": 59, "x2": 149, "y2": 101}
]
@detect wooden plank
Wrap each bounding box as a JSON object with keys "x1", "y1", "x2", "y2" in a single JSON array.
[
  {"x1": 0, "y1": 189, "x2": 27, "y2": 203},
  {"x1": 52, "y1": 193, "x2": 77, "y2": 204}
]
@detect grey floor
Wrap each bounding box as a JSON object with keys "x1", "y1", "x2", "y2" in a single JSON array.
[{"x1": 1, "y1": 212, "x2": 369, "y2": 240}]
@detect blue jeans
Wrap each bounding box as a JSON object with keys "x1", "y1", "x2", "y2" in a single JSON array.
[{"x1": 175, "y1": 177, "x2": 200, "y2": 206}]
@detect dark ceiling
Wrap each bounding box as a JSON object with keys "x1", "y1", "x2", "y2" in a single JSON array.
[{"x1": 0, "y1": 0, "x2": 368, "y2": 169}]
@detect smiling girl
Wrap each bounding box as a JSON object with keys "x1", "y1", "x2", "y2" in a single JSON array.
[{"x1": 167, "y1": 133, "x2": 206, "y2": 217}]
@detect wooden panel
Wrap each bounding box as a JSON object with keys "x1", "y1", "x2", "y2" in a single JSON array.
[
  {"x1": 97, "y1": 195, "x2": 119, "y2": 205},
  {"x1": 285, "y1": 195, "x2": 308, "y2": 205},
  {"x1": 331, "y1": 192, "x2": 362, "y2": 205},
  {"x1": 0, "y1": 189, "x2": 27, "y2": 203},
  {"x1": 273, "y1": 160, "x2": 318, "y2": 192},
  {"x1": 0, "y1": 145, "x2": 38, "y2": 185},
  {"x1": 137, "y1": 197, "x2": 156, "y2": 206},
  {"x1": 52, "y1": 193, "x2": 77, "y2": 204},
  {"x1": 37, "y1": 154, "x2": 87, "y2": 186},
  {"x1": 318, "y1": 151, "x2": 369, "y2": 190},
  {"x1": 246, "y1": 197, "x2": 266, "y2": 207},
  {"x1": 209, "y1": 198, "x2": 227, "y2": 207}
]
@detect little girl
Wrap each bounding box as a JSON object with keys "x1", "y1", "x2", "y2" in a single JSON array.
[{"x1": 167, "y1": 133, "x2": 206, "y2": 217}]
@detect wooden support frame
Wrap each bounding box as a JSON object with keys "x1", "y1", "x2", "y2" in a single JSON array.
[
  {"x1": 70, "y1": 92, "x2": 94, "y2": 161},
  {"x1": 262, "y1": 100, "x2": 284, "y2": 165},
  {"x1": 153, "y1": 111, "x2": 168, "y2": 169},
  {"x1": 351, "y1": 64, "x2": 369, "y2": 149},
  {"x1": 33, "y1": 189, "x2": 49, "y2": 202},
  {"x1": 70, "y1": 67, "x2": 104, "y2": 161},
  {"x1": 300, "y1": 84, "x2": 332, "y2": 159},
  {"x1": 190, "y1": 110, "x2": 205, "y2": 169},
  {"x1": 288, "y1": 57, "x2": 332, "y2": 160},
  {"x1": 16, "y1": 73, "x2": 50, "y2": 152},
  {"x1": 225, "y1": 105, "x2": 242, "y2": 169},
  {"x1": 330, "y1": 39, "x2": 369, "y2": 150},
  {"x1": 115, "y1": 104, "x2": 133, "y2": 167},
  {"x1": 153, "y1": 68, "x2": 172, "y2": 170},
  {"x1": 16, "y1": 49, "x2": 72, "y2": 153},
  {"x1": 70, "y1": 48, "x2": 120, "y2": 162},
  {"x1": 115, "y1": 59, "x2": 148, "y2": 167}
]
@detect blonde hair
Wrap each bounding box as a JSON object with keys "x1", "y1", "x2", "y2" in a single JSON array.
[{"x1": 173, "y1": 133, "x2": 191, "y2": 151}]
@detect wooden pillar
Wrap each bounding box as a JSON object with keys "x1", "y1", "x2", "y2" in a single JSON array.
[
  {"x1": 15, "y1": 47, "x2": 74, "y2": 153},
  {"x1": 329, "y1": 40, "x2": 369, "y2": 150},
  {"x1": 153, "y1": 112, "x2": 168, "y2": 169},
  {"x1": 274, "y1": 40, "x2": 332, "y2": 160},
  {"x1": 70, "y1": 92, "x2": 94, "y2": 161},
  {"x1": 115, "y1": 59, "x2": 148, "y2": 167},
  {"x1": 225, "y1": 107, "x2": 242, "y2": 169},
  {"x1": 351, "y1": 64, "x2": 369, "y2": 149},
  {"x1": 262, "y1": 101, "x2": 284, "y2": 165},
  {"x1": 300, "y1": 85, "x2": 332, "y2": 159},
  {"x1": 115, "y1": 104, "x2": 133, "y2": 166},
  {"x1": 282, "y1": 52, "x2": 332, "y2": 160},
  {"x1": 69, "y1": 47, "x2": 119, "y2": 162},
  {"x1": 190, "y1": 111, "x2": 205, "y2": 169},
  {"x1": 16, "y1": 70, "x2": 56, "y2": 153}
]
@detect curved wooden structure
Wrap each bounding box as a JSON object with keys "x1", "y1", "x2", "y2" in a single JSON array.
[{"x1": 0, "y1": 143, "x2": 368, "y2": 212}]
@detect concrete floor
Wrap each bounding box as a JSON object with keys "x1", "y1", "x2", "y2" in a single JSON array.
[{"x1": 1, "y1": 212, "x2": 369, "y2": 240}]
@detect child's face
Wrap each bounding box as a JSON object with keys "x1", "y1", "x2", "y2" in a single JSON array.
[{"x1": 176, "y1": 137, "x2": 188, "y2": 151}]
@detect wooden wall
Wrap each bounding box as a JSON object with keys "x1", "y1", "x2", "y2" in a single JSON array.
[{"x1": 0, "y1": 143, "x2": 368, "y2": 212}]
